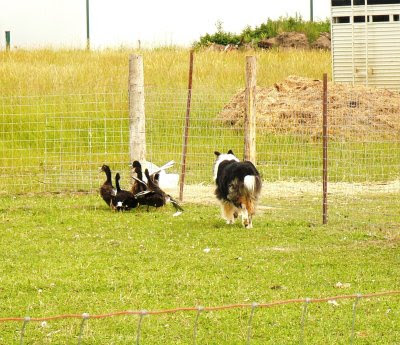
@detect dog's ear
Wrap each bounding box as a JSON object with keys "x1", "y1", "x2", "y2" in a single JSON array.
[
  {"x1": 214, "y1": 151, "x2": 221, "y2": 156},
  {"x1": 227, "y1": 149, "x2": 234, "y2": 155}
]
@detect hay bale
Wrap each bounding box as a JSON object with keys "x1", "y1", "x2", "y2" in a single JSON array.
[
  {"x1": 311, "y1": 33, "x2": 331, "y2": 50},
  {"x1": 258, "y1": 38, "x2": 277, "y2": 50},
  {"x1": 218, "y1": 76, "x2": 400, "y2": 140},
  {"x1": 275, "y1": 32, "x2": 309, "y2": 49}
]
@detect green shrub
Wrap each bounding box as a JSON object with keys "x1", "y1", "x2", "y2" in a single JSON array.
[
  {"x1": 194, "y1": 20, "x2": 242, "y2": 48},
  {"x1": 194, "y1": 16, "x2": 331, "y2": 48}
]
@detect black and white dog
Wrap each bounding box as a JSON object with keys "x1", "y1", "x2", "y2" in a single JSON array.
[{"x1": 213, "y1": 150, "x2": 262, "y2": 228}]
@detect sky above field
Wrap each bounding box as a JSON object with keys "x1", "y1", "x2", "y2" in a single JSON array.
[{"x1": 0, "y1": 0, "x2": 331, "y2": 49}]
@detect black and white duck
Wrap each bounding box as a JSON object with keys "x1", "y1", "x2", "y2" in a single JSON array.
[
  {"x1": 111, "y1": 173, "x2": 138, "y2": 211},
  {"x1": 130, "y1": 160, "x2": 174, "y2": 192},
  {"x1": 135, "y1": 168, "x2": 183, "y2": 214}
]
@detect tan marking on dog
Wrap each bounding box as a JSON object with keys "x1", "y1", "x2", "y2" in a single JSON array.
[
  {"x1": 222, "y1": 202, "x2": 237, "y2": 224},
  {"x1": 238, "y1": 196, "x2": 246, "y2": 205},
  {"x1": 238, "y1": 196, "x2": 256, "y2": 216},
  {"x1": 246, "y1": 199, "x2": 255, "y2": 215}
]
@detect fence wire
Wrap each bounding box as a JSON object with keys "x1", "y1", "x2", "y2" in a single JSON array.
[
  {"x1": 0, "y1": 92, "x2": 129, "y2": 193},
  {"x1": 0, "y1": 83, "x2": 399, "y2": 225},
  {"x1": 1, "y1": 291, "x2": 399, "y2": 344}
]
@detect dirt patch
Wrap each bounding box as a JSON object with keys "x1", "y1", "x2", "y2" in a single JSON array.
[
  {"x1": 258, "y1": 32, "x2": 310, "y2": 50},
  {"x1": 311, "y1": 32, "x2": 331, "y2": 50},
  {"x1": 218, "y1": 76, "x2": 400, "y2": 140},
  {"x1": 275, "y1": 32, "x2": 309, "y2": 49},
  {"x1": 166, "y1": 180, "x2": 400, "y2": 205}
]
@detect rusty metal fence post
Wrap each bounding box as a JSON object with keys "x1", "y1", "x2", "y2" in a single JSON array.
[
  {"x1": 322, "y1": 73, "x2": 328, "y2": 224},
  {"x1": 179, "y1": 50, "x2": 194, "y2": 202}
]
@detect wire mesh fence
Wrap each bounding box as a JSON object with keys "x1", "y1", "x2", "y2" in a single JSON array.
[
  {"x1": 0, "y1": 92, "x2": 129, "y2": 193},
  {"x1": 1, "y1": 291, "x2": 399, "y2": 344},
  {"x1": 325, "y1": 84, "x2": 400, "y2": 226},
  {"x1": 0, "y1": 81, "x2": 399, "y2": 224}
]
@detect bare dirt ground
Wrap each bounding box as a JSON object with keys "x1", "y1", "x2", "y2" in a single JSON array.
[{"x1": 166, "y1": 180, "x2": 400, "y2": 205}]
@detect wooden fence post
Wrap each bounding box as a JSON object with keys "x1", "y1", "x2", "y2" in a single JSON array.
[
  {"x1": 244, "y1": 56, "x2": 257, "y2": 163},
  {"x1": 129, "y1": 55, "x2": 146, "y2": 164},
  {"x1": 322, "y1": 73, "x2": 328, "y2": 224}
]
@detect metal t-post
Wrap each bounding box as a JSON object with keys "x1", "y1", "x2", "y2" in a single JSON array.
[
  {"x1": 86, "y1": 0, "x2": 90, "y2": 50},
  {"x1": 5, "y1": 31, "x2": 10, "y2": 51}
]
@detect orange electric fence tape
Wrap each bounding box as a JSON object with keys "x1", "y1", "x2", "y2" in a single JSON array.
[{"x1": 1, "y1": 290, "x2": 399, "y2": 323}]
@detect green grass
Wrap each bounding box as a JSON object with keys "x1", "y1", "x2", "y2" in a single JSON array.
[
  {"x1": 0, "y1": 48, "x2": 399, "y2": 344},
  {"x1": 0, "y1": 193, "x2": 399, "y2": 344}
]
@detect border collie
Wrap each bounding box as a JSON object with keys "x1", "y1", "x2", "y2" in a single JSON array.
[{"x1": 213, "y1": 150, "x2": 262, "y2": 228}]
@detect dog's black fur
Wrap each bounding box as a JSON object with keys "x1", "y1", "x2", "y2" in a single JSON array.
[
  {"x1": 215, "y1": 160, "x2": 260, "y2": 206},
  {"x1": 214, "y1": 150, "x2": 262, "y2": 228}
]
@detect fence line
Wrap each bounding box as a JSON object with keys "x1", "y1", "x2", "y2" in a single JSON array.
[
  {"x1": 0, "y1": 75, "x2": 399, "y2": 225},
  {"x1": 3, "y1": 291, "x2": 399, "y2": 344},
  {"x1": 1, "y1": 290, "x2": 399, "y2": 322}
]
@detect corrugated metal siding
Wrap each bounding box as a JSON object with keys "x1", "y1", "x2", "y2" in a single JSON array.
[{"x1": 331, "y1": 4, "x2": 400, "y2": 90}]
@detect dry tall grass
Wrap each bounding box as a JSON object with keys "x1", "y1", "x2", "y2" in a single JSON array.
[{"x1": 0, "y1": 48, "x2": 332, "y2": 94}]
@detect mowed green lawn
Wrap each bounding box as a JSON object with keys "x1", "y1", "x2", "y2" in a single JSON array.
[{"x1": 0, "y1": 193, "x2": 399, "y2": 344}]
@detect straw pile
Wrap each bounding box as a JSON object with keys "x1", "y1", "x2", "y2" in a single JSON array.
[{"x1": 218, "y1": 76, "x2": 400, "y2": 140}]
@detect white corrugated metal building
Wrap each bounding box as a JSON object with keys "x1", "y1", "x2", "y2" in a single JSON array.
[{"x1": 331, "y1": 0, "x2": 400, "y2": 90}]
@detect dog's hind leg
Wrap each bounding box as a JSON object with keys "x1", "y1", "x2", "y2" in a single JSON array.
[
  {"x1": 240, "y1": 198, "x2": 256, "y2": 229},
  {"x1": 246, "y1": 200, "x2": 256, "y2": 229},
  {"x1": 222, "y1": 202, "x2": 236, "y2": 224},
  {"x1": 247, "y1": 214, "x2": 253, "y2": 229},
  {"x1": 240, "y1": 203, "x2": 250, "y2": 228}
]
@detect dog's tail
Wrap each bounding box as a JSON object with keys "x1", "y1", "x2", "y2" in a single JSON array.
[{"x1": 244, "y1": 175, "x2": 262, "y2": 197}]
